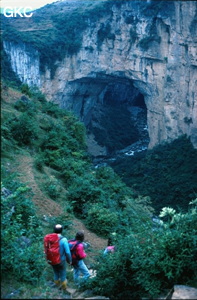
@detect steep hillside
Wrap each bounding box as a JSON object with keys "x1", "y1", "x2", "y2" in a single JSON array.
[
  {"x1": 1, "y1": 81, "x2": 197, "y2": 299},
  {"x1": 1, "y1": 81, "x2": 108, "y2": 298}
]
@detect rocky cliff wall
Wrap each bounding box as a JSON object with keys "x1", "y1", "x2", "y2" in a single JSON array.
[
  {"x1": 3, "y1": 0, "x2": 197, "y2": 149},
  {"x1": 3, "y1": 42, "x2": 41, "y2": 87}
]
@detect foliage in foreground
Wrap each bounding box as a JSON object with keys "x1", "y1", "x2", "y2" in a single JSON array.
[
  {"x1": 85, "y1": 200, "x2": 197, "y2": 299},
  {"x1": 1, "y1": 174, "x2": 44, "y2": 283}
]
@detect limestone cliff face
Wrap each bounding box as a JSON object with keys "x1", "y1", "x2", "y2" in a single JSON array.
[
  {"x1": 3, "y1": 0, "x2": 197, "y2": 149},
  {"x1": 3, "y1": 41, "x2": 41, "y2": 87}
]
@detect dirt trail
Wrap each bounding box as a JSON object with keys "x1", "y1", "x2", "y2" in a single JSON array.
[
  {"x1": 71, "y1": 218, "x2": 107, "y2": 261},
  {"x1": 10, "y1": 153, "x2": 62, "y2": 216},
  {"x1": 11, "y1": 154, "x2": 107, "y2": 254}
]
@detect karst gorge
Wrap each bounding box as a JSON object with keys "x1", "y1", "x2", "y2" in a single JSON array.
[
  {"x1": 1, "y1": 1, "x2": 197, "y2": 299},
  {"x1": 2, "y1": 0, "x2": 197, "y2": 154}
]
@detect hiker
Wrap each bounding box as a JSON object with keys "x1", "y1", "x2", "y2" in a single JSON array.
[
  {"x1": 103, "y1": 237, "x2": 116, "y2": 255},
  {"x1": 69, "y1": 230, "x2": 90, "y2": 285},
  {"x1": 44, "y1": 224, "x2": 72, "y2": 291}
]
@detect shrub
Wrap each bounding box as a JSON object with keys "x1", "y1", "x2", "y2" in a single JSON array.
[
  {"x1": 14, "y1": 97, "x2": 36, "y2": 115},
  {"x1": 44, "y1": 177, "x2": 62, "y2": 200},
  {"x1": 9, "y1": 113, "x2": 39, "y2": 146},
  {"x1": 31, "y1": 88, "x2": 47, "y2": 103},
  {"x1": 67, "y1": 175, "x2": 103, "y2": 216},
  {"x1": 34, "y1": 154, "x2": 45, "y2": 172},
  {"x1": 20, "y1": 84, "x2": 32, "y2": 97},
  {"x1": 87, "y1": 201, "x2": 197, "y2": 298},
  {"x1": 86, "y1": 203, "x2": 119, "y2": 235},
  {"x1": 1, "y1": 178, "x2": 44, "y2": 283},
  {"x1": 60, "y1": 157, "x2": 89, "y2": 186},
  {"x1": 41, "y1": 101, "x2": 62, "y2": 118}
]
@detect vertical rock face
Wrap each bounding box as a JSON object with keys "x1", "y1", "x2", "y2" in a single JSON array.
[
  {"x1": 3, "y1": 41, "x2": 41, "y2": 87},
  {"x1": 3, "y1": 0, "x2": 197, "y2": 149}
]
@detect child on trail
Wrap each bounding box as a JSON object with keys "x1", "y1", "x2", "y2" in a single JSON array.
[
  {"x1": 103, "y1": 236, "x2": 116, "y2": 255},
  {"x1": 44, "y1": 224, "x2": 72, "y2": 291},
  {"x1": 69, "y1": 230, "x2": 90, "y2": 285}
]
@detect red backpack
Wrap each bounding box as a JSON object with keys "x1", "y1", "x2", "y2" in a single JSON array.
[{"x1": 44, "y1": 233, "x2": 62, "y2": 265}]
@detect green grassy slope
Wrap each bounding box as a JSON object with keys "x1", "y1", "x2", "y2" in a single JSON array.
[{"x1": 1, "y1": 81, "x2": 197, "y2": 299}]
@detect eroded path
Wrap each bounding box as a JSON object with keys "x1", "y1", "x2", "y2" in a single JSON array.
[{"x1": 10, "y1": 153, "x2": 107, "y2": 255}]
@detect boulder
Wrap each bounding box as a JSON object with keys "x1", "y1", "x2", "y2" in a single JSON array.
[{"x1": 171, "y1": 285, "x2": 197, "y2": 299}]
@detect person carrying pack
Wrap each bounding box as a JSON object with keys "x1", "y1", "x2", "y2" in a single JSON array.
[
  {"x1": 68, "y1": 230, "x2": 90, "y2": 285},
  {"x1": 44, "y1": 224, "x2": 72, "y2": 291}
]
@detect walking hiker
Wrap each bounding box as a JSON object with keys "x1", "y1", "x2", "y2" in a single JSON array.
[
  {"x1": 69, "y1": 230, "x2": 90, "y2": 285},
  {"x1": 44, "y1": 224, "x2": 72, "y2": 291},
  {"x1": 103, "y1": 236, "x2": 116, "y2": 255}
]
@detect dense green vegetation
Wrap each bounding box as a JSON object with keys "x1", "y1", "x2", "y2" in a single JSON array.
[
  {"x1": 1, "y1": 177, "x2": 43, "y2": 283},
  {"x1": 1, "y1": 81, "x2": 197, "y2": 298},
  {"x1": 86, "y1": 201, "x2": 197, "y2": 299},
  {"x1": 109, "y1": 136, "x2": 197, "y2": 214}
]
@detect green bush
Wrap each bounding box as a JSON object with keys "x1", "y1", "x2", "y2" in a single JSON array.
[
  {"x1": 60, "y1": 157, "x2": 89, "y2": 186},
  {"x1": 9, "y1": 113, "x2": 39, "y2": 146},
  {"x1": 14, "y1": 97, "x2": 36, "y2": 115},
  {"x1": 87, "y1": 200, "x2": 197, "y2": 298},
  {"x1": 20, "y1": 84, "x2": 32, "y2": 97},
  {"x1": 44, "y1": 177, "x2": 62, "y2": 200},
  {"x1": 1, "y1": 177, "x2": 44, "y2": 283},
  {"x1": 86, "y1": 203, "x2": 119, "y2": 235},
  {"x1": 67, "y1": 175, "x2": 103, "y2": 216},
  {"x1": 38, "y1": 116, "x2": 86, "y2": 171},
  {"x1": 95, "y1": 166, "x2": 135, "y2": 210},
  {"x1": 34, "y1": 154, "x2": 45, "y2": 172},
  {"x1": 41, "y1": 101, "x2": 63, "y2": 118},
  {"x1": 31, "y1": 88, "x2": 47, "y2": 103}
]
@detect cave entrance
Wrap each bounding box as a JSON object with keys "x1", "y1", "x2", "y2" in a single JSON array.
[
  {"x1": 85, "y1": 79, "x2": 149, "y2": 157},
  {"x1": 63, "y1": 76, "x2": 149, "y2": 157}
]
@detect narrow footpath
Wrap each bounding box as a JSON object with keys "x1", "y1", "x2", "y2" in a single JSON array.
[{"x1": 8, "y1": 153, "x2": 108, "y2": 299}]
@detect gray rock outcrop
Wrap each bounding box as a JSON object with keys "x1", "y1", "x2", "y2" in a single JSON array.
[
  {"x1": 3, "y1": 0, "x2": 197, "y2": 149},
  {"x1": 171, "y1": 285, "x2": 197, "y2": 299}
]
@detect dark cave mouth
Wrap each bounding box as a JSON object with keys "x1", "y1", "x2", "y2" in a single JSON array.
[
  {"x1": 87, "y1": 80, "x2": 149, "y2": 156},
  {"x1": 66, "y1": 76, "x2": 149, "y2": 157}
]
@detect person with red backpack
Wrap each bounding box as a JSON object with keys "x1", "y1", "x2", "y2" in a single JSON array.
[
  {"x1": 44, "y1": 224, "x2": 72, "y2": 291},
  {"x1": 68, "y1": 230, "x2": 90, "y2": 285}
]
